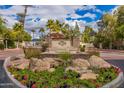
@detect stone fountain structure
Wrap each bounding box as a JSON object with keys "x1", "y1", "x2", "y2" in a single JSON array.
[{"x1": 45, "y1": 32, "x2": 80, "y2": 53}]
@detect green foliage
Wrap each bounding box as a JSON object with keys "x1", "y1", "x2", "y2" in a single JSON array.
[
  {"x1": 96, "y1": 67, "x2": 117, "y2": 85},
  {"x1": 4, "y1": 40, "x2": 16, "y2": 48},
  {"x1": 8, "y1": 65, "x2": 118, "y2": 88},
  {"x1": 23, "y1": 31, "x2": 32, "y2": 41},
  {"x1": 58, "y1": 51, "x2": 72, "y2": 67},
  {"x1": 82, "y1": 26, "x2": 94, "y2": 43},
  {"x1": 23, "y1": 47, "x2": 41, "y2": 59},
  {"x1": 0, "y1": 43, "x2": 4, "y2": 50},
  {"x1": 41, "y1": 42, "x2": 49, "y2": 52},
  {"x1": 46, "y1": 19, "x2": 62, "y2": 33},
  {"x1": 13, "y1": 23, "x2": 31, "y2": 42},
  {"x1": 80, "y1": 45, "x2": 85, "y2": 52},
  {"x1": 117, "y1": 5, "x2": 124, "y2": 26}
]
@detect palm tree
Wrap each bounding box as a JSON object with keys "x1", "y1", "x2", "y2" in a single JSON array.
[
  {"x1": 46, "y1": 19, "x2": 54, "y2": 33},
  {"x1": 54, "y1": 20, "x2": 61, "y2": 33},
  {"x1": 17, "y1": 5, "x2": 32, "y2": 28},
  {"x1": 61, "y1": 23, "x2": 70, "y2": 39},
  {"x1": 39, "y1": 27, "x2": 45, "y2": 39},
  {"x1": 13, "y1": 23, "x2": 24, "y2": 48}
]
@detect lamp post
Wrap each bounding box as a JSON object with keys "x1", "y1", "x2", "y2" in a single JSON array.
[{"x1": 4, "y1": 34, "x2": 9, "y2": 50}]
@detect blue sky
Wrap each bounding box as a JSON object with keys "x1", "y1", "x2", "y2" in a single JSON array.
[{"x1": 0, "y1": 5, "x2": 117, "y2": 38}]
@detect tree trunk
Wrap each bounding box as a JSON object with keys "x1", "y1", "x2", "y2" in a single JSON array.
[
  {"x1": 17, "y1": 40, "x2": 19, "y2": 48},
  {"x1": 71, "y1": 36, "x2": 74, "y2": 46},
  {"x1": 99, "y1": 43, "x2": 103, "y2": 49},
  {"x1": 5, "y1": 40, "x2": 8, "y2": 49},
  {"x1": 109, "y1": 42, "x2": 112, "y2": 49},
  {"x1": 33, "y1": 32, "x2": 35, "y2": 46}
]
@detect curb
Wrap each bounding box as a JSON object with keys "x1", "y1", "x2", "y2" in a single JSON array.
[
  {"x1": 102, "y1": 71, "x2": 124, "y2": 88},
  {"x1": 3, "y1": 56, "x2": 27, "y2": 88}
]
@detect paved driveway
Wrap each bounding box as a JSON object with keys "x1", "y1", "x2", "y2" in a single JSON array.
[
  {"x1": 0, "y1": 49, "x2": 23, "y2": 88},
  {"x1": 0, "y1": 60, "x2": 17, "y2": 88},
  {"x1": 100, "y1": 50, "x2": 124, "y2": 88}
]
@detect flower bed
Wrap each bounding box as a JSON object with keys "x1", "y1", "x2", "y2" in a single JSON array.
[{"x1": 7, "y1": 65, "x2": 119, "y2": 88}]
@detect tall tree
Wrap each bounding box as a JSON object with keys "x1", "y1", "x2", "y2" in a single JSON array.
[
  {"x1": 17, "y1": 5, "x2": 32, "y2": 28},
  {"x1": 117, "y1": 5, "x2": 124, "y2": 26},
  {"x1": 46, "y1": 19, "x2": 54, "y2": 34},
  {"x1": 61, "y1": 23, "x2": 70, "y2": 39},
  {"x1": 39, "y1": 27, "x2": 45, "y2": 39},
  {"x1": 13, "y1": 23, "x2": 24, "y2": 48},
  {"x1": 102, "y1": 13, "x2": 117, "y2": 49},
  {"x1": 82, "y1": 26, "x2": 93, "y2": 43}
]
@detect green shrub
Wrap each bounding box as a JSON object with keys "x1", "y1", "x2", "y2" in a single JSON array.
[
  {"x1": 7, "y1": 40, "x2": 16, "y2": 48},
  {"x1": 41, "y1": 42, "x2": 49, "y2": 52},
  {"x1": 23, "y1": 47, "x2": 41, "y2": 59},
  {"x1": 78, "y1": 80, "x2": 96, "y2": 88},
  {"x1": 58, "y1": 51, "x2": 72, "y2": 67},
  {"x1": 0, "y1": 43, "x2": 4, "y2": 50},
  {"x1": 8, "y1": 66, "x2": 118, "y2": 88},
  {"x1": 96, "y1": 67, "x2": 117, "y2": 85},
  {"x1": 80, "y1": 45, "x2": 85, "y2": 52}
]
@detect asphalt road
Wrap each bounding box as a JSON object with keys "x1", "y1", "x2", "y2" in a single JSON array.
[
  {"x1": 107, "y1": 59, "x2": 124, "y2": 88},
  {"x1": 0, "y1": 60, "x2": 17, "y2": 88}
]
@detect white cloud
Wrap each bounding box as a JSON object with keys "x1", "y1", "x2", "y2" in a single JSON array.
[
  {"x1": 0, "y1": 5, "x2": 100, "y2": 34},
  {"x1": 111, "y1": 6, "x2": 119, "y2": 15},
  {"x1": 1, "y1": 15, "x2": 18, "y2": 28},
  {"x1": 65, "y1": 20, "x2": 86, "y2": 31},
  {"x1": 82, "y1": 12, "x2": 96, "y2": 20},
  {"x1": 0, "y1": 5, "x2": 24, "y2": 15},
  {"x1": 79, "y1": 5, "x2": 96, "y2": 10},
  {"x1": 68, "y1": 13, "x2": 82, "y2": 19},
  {"x1": 79, "y1": 5, "x2": 102, "y2": 14}
]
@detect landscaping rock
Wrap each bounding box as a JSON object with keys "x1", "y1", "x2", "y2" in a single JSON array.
[
  {"x1": 66, "y1": 66, "x2": 92, "y2": 74},
  {"x1": 29, "y1": 58, "x2": 50, "y2": 72},
  {"x1": 10, "y1": 58, "x2": 29, "y2": 70},
  {"x1": 48, "y1": 68, "x2": 55, "y2": 72},
  {"x1": 80, "y1": 72, "x2": 98, "y2": 80},
  {"x1": 43, "y1": 58, "x2": 60, "y2": 67},
  {"x1": 89, "y1": 55, "x2": 111, "y2": 68},
  {"x1": 66, "y1": 66, "x2": 80, "y2": 72},
  {"x1": 73, "y1": 58, "x2": 90, "y2": 69}
]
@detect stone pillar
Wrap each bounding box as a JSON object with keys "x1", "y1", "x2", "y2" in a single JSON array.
[{"x1": 73, "y1": 38, "x2": 80, "y2": 48}]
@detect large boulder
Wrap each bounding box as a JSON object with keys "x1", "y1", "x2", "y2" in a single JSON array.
[
  {"x1": 43, "y1": 58, "x2": 60, "y2": 67},
  {"x1": 89, "y1": 55, "x2": 111, "y2": 68},
  {"x1": 66, "y1": 66, "x2": 92, "y2": 74},
  {"x1": 48, "y1": 68, "x2": 55, "y2": 72},
  {"x1": 9, "y1": 58, "x2": 29, "y2": 70},
  {"x1": 29, "y1": 58, "x2": 50, "y2": 72},
  {"x1": 66, "y1": 66, "x2": 80, "y2": 73},
  {"x1": 80, "y1": 72, "x2": 98, "y2": 80},
  {"x1": 73, "y1": 59, "x2": 90, "y2": 70}
]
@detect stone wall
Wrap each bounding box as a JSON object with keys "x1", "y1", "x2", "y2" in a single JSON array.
[
  {"x1": 51, "y1": 40, "x2": 71, "y2": 49},
  {"x1": 50, "y1": 39, "x2": 72, "y2": 52},
  {"x1": 73, "y1": 38, "x2": 80, "y2": 48}
]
